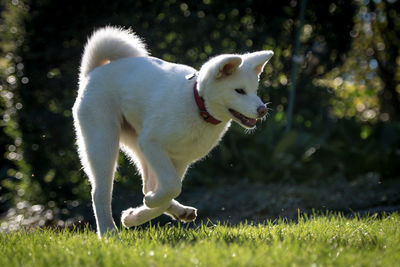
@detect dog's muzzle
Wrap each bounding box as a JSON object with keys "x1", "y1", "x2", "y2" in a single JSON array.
[{"x1": 257, "y1": 105, "x2": 268, "y2": 118}]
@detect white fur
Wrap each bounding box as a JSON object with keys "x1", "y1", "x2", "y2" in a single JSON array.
[{"x1": 72, "y1": 27, "x2": 273, "y2": 237}]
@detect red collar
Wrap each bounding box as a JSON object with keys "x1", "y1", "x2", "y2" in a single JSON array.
[{"x1": 193, "y1": 82, "x2": 222, "y2": 125}]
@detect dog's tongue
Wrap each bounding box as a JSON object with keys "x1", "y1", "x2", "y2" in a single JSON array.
[{"x1": 247, "y1": 118, "x2": 257, "y2": 126}]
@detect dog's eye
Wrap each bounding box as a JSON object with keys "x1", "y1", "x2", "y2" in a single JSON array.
[{"x1": 235, "y1": 89, "x2": 246, "y2": 95}]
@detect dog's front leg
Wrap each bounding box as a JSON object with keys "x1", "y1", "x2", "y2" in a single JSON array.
[{"x1": 138, "y1": 137, "x2": 181, "y2": 208}]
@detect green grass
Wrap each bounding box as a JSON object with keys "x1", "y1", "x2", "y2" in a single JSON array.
[{"x1": 1, "y1": 214, "x2": 399, "y2": 267}]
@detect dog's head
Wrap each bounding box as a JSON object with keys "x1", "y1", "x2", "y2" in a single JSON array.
[{"x1": 198, "y1": 51, "x2": 273, "y2": 129}]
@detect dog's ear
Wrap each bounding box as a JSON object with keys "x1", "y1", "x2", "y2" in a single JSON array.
[
  {"x1": 244, "y1": 51, "x2": 274, "y2": 76},
  {"x1": 215, "y1": 56, "x2": 242, "y2": 79}
]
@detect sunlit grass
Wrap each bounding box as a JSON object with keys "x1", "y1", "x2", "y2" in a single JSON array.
[{"x1": 1, "y1": 213, "x2": 399, "y2": 266}]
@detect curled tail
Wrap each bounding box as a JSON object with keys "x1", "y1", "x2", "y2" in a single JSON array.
[{"x1": 80, "y1": 26, "x2": 148, "y2": 79}]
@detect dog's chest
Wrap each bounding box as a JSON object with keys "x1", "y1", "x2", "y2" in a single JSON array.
[{"x1": 166, "y1": 123, "x2": 228, "y2": 162}]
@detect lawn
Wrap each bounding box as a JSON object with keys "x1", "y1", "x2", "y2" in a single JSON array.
[{"x1": 1, "y1": 213, "x2": 399, "y2": 267}]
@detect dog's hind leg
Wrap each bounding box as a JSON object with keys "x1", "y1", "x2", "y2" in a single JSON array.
[{"x1": 74, "y1": 105, "x2": 120, "y2": 237}]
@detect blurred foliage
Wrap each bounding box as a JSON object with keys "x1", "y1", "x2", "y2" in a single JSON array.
[
  {"x1": 319, "y1": 0, "x2": 400, "y2": 122},
  {"x1": 0, "y1": 0, "x2": 399, "y2": 219}
]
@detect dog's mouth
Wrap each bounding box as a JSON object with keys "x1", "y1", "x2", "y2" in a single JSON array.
[{"x1": 228, "y1": 109, "x2": 257, "y2": 128}]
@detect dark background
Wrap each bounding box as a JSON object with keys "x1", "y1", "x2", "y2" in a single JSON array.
[{"x1": 1, "y1": 0, "x2": 399, "y2": 230}]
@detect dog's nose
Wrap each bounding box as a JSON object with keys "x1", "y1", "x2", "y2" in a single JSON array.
[{"x1": 257, "y1": 105, "x2": 268, "y2": 117}]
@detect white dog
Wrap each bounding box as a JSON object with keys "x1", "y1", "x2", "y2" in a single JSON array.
[{"x1": 72, "y1": 27, "x2": 273, "y2": 237}]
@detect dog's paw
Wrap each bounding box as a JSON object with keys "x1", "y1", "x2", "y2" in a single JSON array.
[
  {"x1": 97, "y1": 225, "x2": 119, "y2": 239},
  {"x1": 121, "y1": 208, "x2": 139, "y2": 228},
  {"x1": 167, "y1": 206, "x2": 197, "y2": 222},
  {"x1": 177, "y1": 207, "x2": 197, "y2": 222}
]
